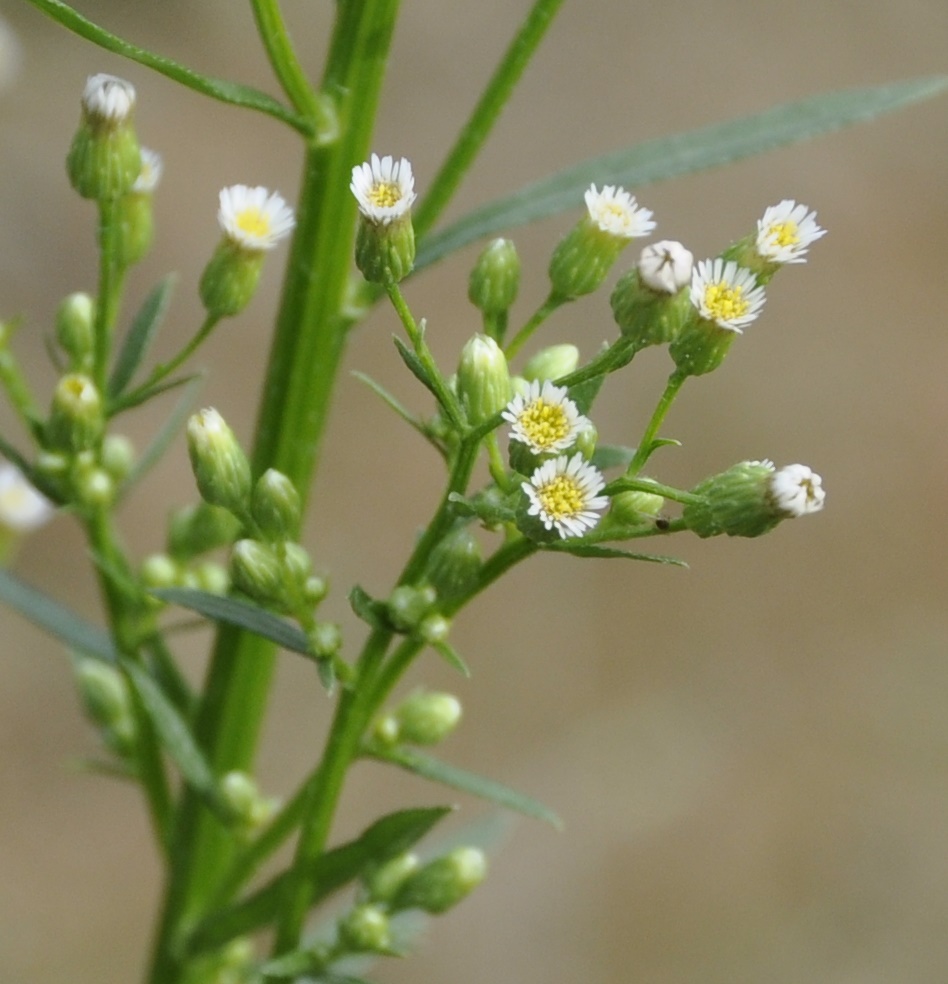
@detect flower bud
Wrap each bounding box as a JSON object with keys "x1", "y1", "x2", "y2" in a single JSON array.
[
  {"x1": 219, "y1": 771, "x2": 276, "y2": 831},
  {"x1": 74, "y1": 656, "x2": 135, "y2": 753},
  {"x1": 66, "y1": 74, "x2": 141, "y2": 201},
  {"x1": 251, "y1": 468, "x2": 301, "y2": 542},
  {"x1": 521, "y1": 344, "x2": 579, "y2": 384},
  {"x1": 55, "y1": 292, "x2": 96, "y2": 372},
  {"x1": 424, "y1": 525, "x2": 482, "y2": 604},
  {"x1": 46, "y1": 374, "x2": 104, "y2": 453},
  {"x1": 605, "y1": 489, "x2": 665, "y2": 527},
  {"x1": 386, "y1": 584, "x2": 437, "y2": 633},
  {"x1": 393, "y1": 847, "x2": 487, "y2": 914},
  {"x1": 230, "y1": 539, "x2": 284, "y2": 606},
  {"x1": 351, "y1": 154, "x2": 417, "y2": 284},
  {"x1": 548, "y1": 184, "x2": 655, "y2": 300},
  {"x1": 100, "y1": 434, "x2": 135, "y2": 482},
  {"x1": 186, "y1": 409, "x2": 252, "y2": 517},
  {"x1": 418, "y1": 613, "x2": 451, "y2": 645},
  {"x1": 338, "y1": 903, "x2": 392, "y2": 954},
  {"x1": 308, "y1": 621, "x2": 342, "y2": 660},
  {"x1": 456, "y1": 334, "x2": 512, "y2": 426},
  {"x1": 367, "y1": 852, "x2": 420, "y2": 904},
  {"x1": 167, "y1": 502, "x2": 242, "y2": 560},
  {"x1": 72, "y1": 464, "x2": 114, "y2": 508},
  {"x1": 140, "y1": 553, "x2": 180, "y2": 590},
  {"x1": 192, "y1": 560, "x2": 230, "y2": 596},
  {"x1": 468, "y1": 238, "x2": 520, "y2": 316},
  {"x1": 113, "y1": 148, "x2": 162, "y2": 267},
  {"x1": 392, "y1": 690, "x2": 462, "y2": 746}
]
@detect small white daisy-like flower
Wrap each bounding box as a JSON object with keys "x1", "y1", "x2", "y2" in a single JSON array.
[
  {"x1": 82, "y1": 73, "x2": 136, "y2": 123},
  {"x1": 132, "y1": 148, "x2": 162, "y2": 194},
  {"x1": 690, "y1": 258, "x2": 766, "y2": 333},
  {"x1": 770, "y1": 464, "x2": 825, "y2": 517},
  {"x1": 638, "y1": 239, "x2": 694, "y2": 293},
  {"x1": 503, "y1": 380, "x2": 589, "y2": 455},
  {"x1": 523, "y1": 453, "x2": 609, "y2": 539},
  {"x1": 0, "y1": 462, "x2": 54, "y2": 532},
  {"x1": 584, "y1": 184, "x2": 656, "y2": 239},
  {"x1": 217, "y1": 185, "x2": 295, "y2": 251},
  {"x1": 756, "y1": 200, "x2": 826, "y2": 264},
  {"x1": 350, "y1": 154, "x2": 416, "y2": 225}
]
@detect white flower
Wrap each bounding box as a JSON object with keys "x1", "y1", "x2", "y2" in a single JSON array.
[
  {"x1": 638, "y1": 240, "x2": 694, "y2": 293},
  {"x1": 350, "y1": 154, "x2": 416, "y2": 225},
  {"x1": 132, "y1": 148, "x2": 162, "y2": 194},
  {"x1": 690, "y1": 258, "x2": 766, "y2": 333},
  {"x1": 0, "y1": 463, "x2": 54, "y2": 533},
  {"x1": 217, "y1": 185, "x2": 295, "y2": 251},
  {"x1": 503, "y1": 380, "x2": 589, "y2": 455},
  {"x1": 770, "y1": 464, "x2": 825, "y2": 517},
  {"x1": 584, "y1": 184, "x2": 656, "y2": 239},
  {"x1": 756, "y1": 200, "x2": 826, "y2": 264},
  {"x1": 522, "y1": 453, "x2": 609, "y2": 539},
  {"x1": 81, "y1": 73, "x2": 136, "y2": 123}
]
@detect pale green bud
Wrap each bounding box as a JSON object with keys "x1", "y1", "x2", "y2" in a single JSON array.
[
  {"x1": 186, "y1": 409, "x2": 252, "y2": 516},
  {"x1": 74, "y1": 657, "x2": 135, "y2": 752},
  {"x1": 573, "y1": 420, "x2": 598, "y2": 461},
  {"x1": 338, "y1": 903, "x2": 392, "y2": 953},
  {"x1": 456, "y1": 334, "x2": 512, "y2": 426},
  {"x1": 419, "y1": 613, "x2": 450, "y2": 645},
  {"x1": 304, "y1": 574, "x2": 329, "y2": 606},
  {"x1": 522, "y1": 344, "x2": 579, "y2": 384},
  {"x1": 606, "y1": 489, "x2": 665, "y2": 527},
  {"x1": 219, "y1": 771, "x2": 260, "y2": 823},
  {"x1": 192, "y1": 561, "x2": 230, "y2": 595},
  {"x1": 424, "y1": 525, "x2": 482, "y2": 604},
  {"x1": 46, "y1": 374, "x2": 104, "y2": 453},
  {"x1": 308, "y1": 621, "x2": 342, "y2": 660},
  {"x1": 168, "y1": 502, "x2": 242, "y2": 560},
  {"x1": 393, "y1": 847, "x2": 487, "y2": 914},
  {"x1": 468, "y1": 238, "x2": 520, "y2": 316},
  {"x1": 140, "y1": 553, "x2": 180, "y2": 589},
  {"x1": 66, "y1": 75, "x2": 141, "y2": 201},
  {"x1": 251, "y1": 468, "x2": 301, "y2": 542},
  {"x1": 112, "y1": 149, "x2": 161, "y2": 267},
  {"x1": 393, "y1": 690, "x2": 462, "y2": 746},
  {"x1": 100, "y1": 434, "x2": 135, "y2": 482},
  {"x1": 55, "y1": 292, "x2": 96, "y2": 372},
  {"x1": 367, "y1": 852, "x2": 420, "y2": 904},
  {"x1": 72, "y1": 464, "x2": 114, "y2": 508},
  {"x1": 230, "y1": 539, "x2": 284, "y2": 606},
  {"x1": 387, "y1": 584, "x2": 437, "y2": 633}
]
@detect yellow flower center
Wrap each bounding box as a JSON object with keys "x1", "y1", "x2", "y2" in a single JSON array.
[
  {"x1": 536, "y1": 475, "x2": 585, "y2": 521},
  {"x1": 704, "y1": 282, "x2": 749, "y2": 323},
  {"x1": 766, "y1": 220, "x2": 799, "y2": 248},
  {"x1": 369, "y1": 181, "x2": 402, "y2": 209},
  {"x1": 235, "y1": 207, "x2": 271, "y2": 240},
  {"x1": 520, "y1": 399, "x2": 570, "y2": 450}
]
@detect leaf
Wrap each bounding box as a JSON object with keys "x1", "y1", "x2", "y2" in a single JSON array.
[
  {"x1": 591, "y1": 444, "x2": 636, "y2": 471},
  {"x1": 23, "y1": 0, "x2": 310, "y2": 134},
  {"x1": 108, "y1": 275, "x2": 176, "y2": 399},
  {"x1": 542, "y1": 542, "x2": 687, "y2": 565},
  {"x1": 430, "y1": 639, "x2": 471, "y2": 678},
  {"x1": 153, "y1": 588, "x2": 313, "y2": 656},
  {"x1": 120, "y1": 659, "x2": 227, "y2": 819},
  {"x1": 348, "y1": 585, "x2": 388, "y2": 630},
  {"x1": 184, "y1": 806, "x2": 452, "y2": 956},
  {"x1": 0, "y1": 569, "x2": 117, "y2": 661},
  {"x1": 371, "y1": 746, "x2": 561, "y2": 829},
  {"x1": 351, "y1": 371, "x2": 426, "y2": 434},
  {"x1": 414, "y1": 77, "x2": 948, "y2": 271},
  {"x1": 392, "y1": 335, "x2": 441, "y2": 402},
  {"x1": 447, "y1": 490, "x2": 517, "y2": 526}
]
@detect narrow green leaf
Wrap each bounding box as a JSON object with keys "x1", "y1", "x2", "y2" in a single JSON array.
[
  {"x1": 543, "y1": 542, "x2": 687, "y2": 565},
  {"x1": 351, "y1": 371, "x2": 424, "y2": 432},
  {"x1": 185, "y1": 806, "x2": 452, "y2": 956},
  {"x1": 153, "y1": 588, "x2": 313, "y2": 656},
  {"x1": 392, "y1": 335, "x2": 441, "y2": 402},
  {"x1": 121, "y1": 659, "x2": 227, "y2": 818},
  {"x1": 108, "y1": 275, "x2": 176, "y2": 399},
  {"x1": 447, "y1": 490, "x2": 517, "y2": 526},
  {"x1": 431, "y1": 639, "x2": 471, "y2": 678},
  {"x1": 371, "y1": 746, "x2": 562, "y2": 829},
  {"x1": 591, "y1": 444, "x2": 637, "y2": 471},
  {"x1": 23, "y1": 0, "x2": 310, "y2": 134},
  {"x1": 110, "y1": 371, "x2": 202, "y2": 414},
  {"x1": 415, "y1": 77, "x2": 948, "y2": 271},
  {"x1": 0, "y1": 569, "x2": 117, "y2": 661}
]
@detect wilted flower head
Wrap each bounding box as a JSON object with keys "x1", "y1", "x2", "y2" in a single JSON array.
[
  {"x1": 756, "y1": 200, "x2": 826, "y2": 264},
  {"x1": 638, "y1": 240, "x2": 694, "y2": 294},
  {"x1": 690, "y1": 258, "x2": 766, "y2": 333},
  {"x1": 217, "y1": 185, "x2": 295, "y2": 251},
  {"x1": 350, "y1": 154, "x2": 416, "y2": 225},
  {"x1": 584, "y1": 184, "x2": 655, "y2": 239},
  {"x1": 769, "y1": 463, "x2": 825, "y2": 516},
  {"x1": 81, "y1": 73, "x2": 136, "y2": 124}
]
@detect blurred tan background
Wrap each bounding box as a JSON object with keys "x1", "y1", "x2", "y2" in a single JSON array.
[{"x1": 1, "y1": 1, "x2": 947, "y2": 982}]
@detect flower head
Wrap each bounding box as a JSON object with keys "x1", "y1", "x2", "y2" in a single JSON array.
[
  {"x1": 689, "y1": 258, "x2": 766, "y2": 333},
  {"x1": 81, "y1": 73, "x2": 136, "y2": 124},
  {"x1": 638, "y1": 240, "x2": 694, "y2": 294},
  {"x1": 769, "y1": 463, "x2": 825, "y2": 516},
  {"x1": 503, "y1": 380, "x2": 589, "y2": 455},
  {"x1": 584, "y1": 184, "x2": 656, "y2": 239},
  {"x1": 351, "y1": 154, "x2": 416, "y2": 225},
  {"x1": 0, "y1": 462, "x2": 54, "y2": 533},
  {"x1": 217, "y1": 185, "x2": 295, "y2": 252},
  {"x1": 756, "y1": 200, "x2": 826, "y2": 264},
  {"x1": 522, "y1": 453, "x2": 608, "y2": 539},
  {"x1": 132, "y1": 147, "x2": 162, "y2": 194}
]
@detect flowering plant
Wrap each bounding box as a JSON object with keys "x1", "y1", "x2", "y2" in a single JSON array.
[{"x1": 0, "y1": 3, "x2": 944, "y2": 983}]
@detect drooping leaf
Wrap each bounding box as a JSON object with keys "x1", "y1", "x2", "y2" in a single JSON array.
[
  {"x1": 153, "y1": 588, "x2": 313, "y2": 656},
  {"x1": 184, "y1": 806, "x2": 452, "y2": 956},
  {"x1": 414, "y1": 78, "x2": 948, "y2": 271},
  {"x1": 0, "y1": 569, "x2": 117, "y2": 661},
  {"x1": 369, "y1": 746, "x2": 562, "y2": 829},
  {"x1": 108, "y1": 275, "x2": 176, "y2": 399},
  {"x1": 348, "y1": 585, "x2": 388, "y2": 630},
  {"x1": 23, "y1": 0, "x2": 310, "y2": 134},
  {"x1": 542, "y1": 542, "x2": 687, "y2": 565}
]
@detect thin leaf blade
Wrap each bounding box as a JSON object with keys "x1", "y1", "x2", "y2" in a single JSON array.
[{"x1": 108, "y1": 275, "x2": 176, "y2": 399}]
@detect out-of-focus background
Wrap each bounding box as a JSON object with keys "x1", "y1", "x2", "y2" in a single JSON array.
[{"x1": 1, "y1": 1, "x2": 946, "y2": 982}]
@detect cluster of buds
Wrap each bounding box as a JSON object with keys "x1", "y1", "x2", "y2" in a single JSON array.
[{"x1": 218, "y1": 770, "x2": 279, "y2": 837}]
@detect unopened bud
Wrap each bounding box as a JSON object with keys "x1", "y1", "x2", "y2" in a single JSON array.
[
  {"x1": 468, "y1": 238, "x2": 520, "y2": 317},
  {"x1": 46, "y1": 374, "x2": 104, "y2": 453},
  {"x1": 392, "y1": 690, "x2": 462, "y2": 746},
  {"x1": 367, "y1": 852, "x2": 420, "y2": 904},
  {"x1": 522, "y1": 344, "x2": 579, "y2": 384},
  {"x1": 251, "y1": 468, "x2": 301, "y2": 542},
  {"x1": 386, "y1": 584, "x2": 437, "y2": 633},
  {"x1": 230, "y1": 539, "x2": 284, "y2": 606},
  {"x1": 186, "y1": 409, "x2": 251, "y2": 516},
  {"x1": 55, "y1": 293, "x2": 96, "y2": 372},
  {"x1": 338, "y1": 903, "x2": 391, "y2": 953},
  {"x1": 456, "y1": 334, "x2": 512, "y2": 426},
  {"x1": 424, "y1": 525, "x2": 482, "y2": 604},
  {"x1": 393, "y1": 846, "x2": 487, "y2": 914},
  {"x1": 168, "y1": 502, "x2": 242, "y2": 560}
]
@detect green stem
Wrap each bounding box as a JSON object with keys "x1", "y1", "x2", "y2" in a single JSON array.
[
  {"x1": 625, "y1": 369, "x2": 686, "y2": 476},
  {"x1": 504, "y1": 293, "x2": 562, "y2": 360}
]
